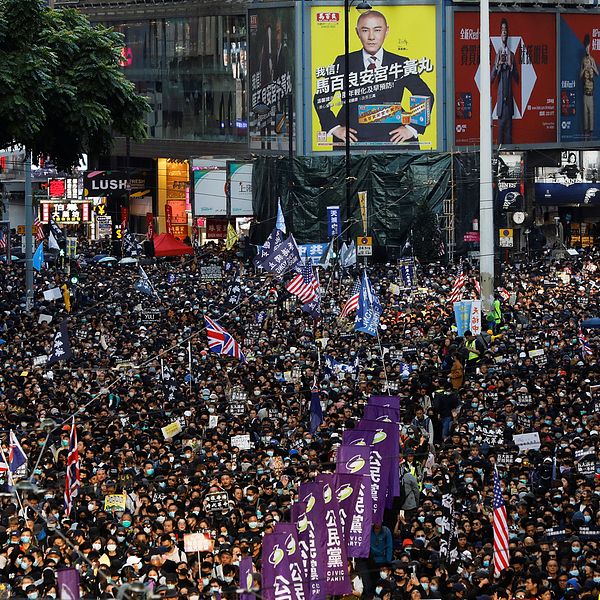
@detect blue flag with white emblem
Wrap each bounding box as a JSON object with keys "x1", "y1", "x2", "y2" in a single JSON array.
[{"x1": 355, "y1": 270, "x2": 382, "y2": 337}]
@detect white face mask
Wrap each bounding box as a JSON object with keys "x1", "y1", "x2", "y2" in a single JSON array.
[
  {"x1": 106, "y1": 544, "x2": 117, "y2": 552},
  {"x1": 92, "y1": 543, "x2": 102, "y2": 551}
]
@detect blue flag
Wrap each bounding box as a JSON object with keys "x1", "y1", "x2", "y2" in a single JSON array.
[
  {"x1": 324, "y1": 355, "x2": 356, "y2": 378},
  {"x1": 309, "y1": 389, "x2": 323, "y2": 433},
  {"x1": 259, "y1": 233, "x2": 301, "y2": 277},
  {"x1": 276, "y1": 199, "x2": 286, "y2": 233},
  {"x1": 32, "y1": 243, "x2": 44, "y2": 272},
  {"x1": 399, "y1": 259, "x2": 415, "y2": 288},
  {"x1": 254, "y1": 227, "x2": 285, "y2": 267},
  {"x1": 355, "y1": 271, "x2": 382, "y2": 337},
  {"x1": 453, "y1": 300, "x2": 472, "y2": 337},
  {"x1": 134, "y1": 267, "x2": 156, "y2": 298}
]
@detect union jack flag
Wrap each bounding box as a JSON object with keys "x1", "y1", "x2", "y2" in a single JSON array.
[
  {"x1": 64, "y1": 417, "x2": 80, "y2": 517},
  {"x1": 340, "y1": 278, "x2": 361, "y2": 318},
  {"x1": 286, "y1": 265, "x2": 319, "y2": 304},
  {"x1": 579, "y1": 328, "x2": 593, "y2": 358},
  {"x1": 204, "y1": 315, "x2": 246, "y2": 362},
  {"x1": 449, "y1": 265, "x2": 465, "y2": 303},
  {"x1": 34, "y1": 218, "x2": 45, "y2": 242}
]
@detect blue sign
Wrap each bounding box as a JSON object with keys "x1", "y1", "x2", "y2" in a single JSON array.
[
  {"x1": 454, "y1": 301, "x2": 472, "y2": 337},
  {"x1": 535, "y1": 182, "x2": 600, "y2": 206},
  {"x1": 299, "y1": 243, "x2": 327, "y2": 265},
  {"x1": 327, "y1": 206, "x2": 341, "y2": 238}
]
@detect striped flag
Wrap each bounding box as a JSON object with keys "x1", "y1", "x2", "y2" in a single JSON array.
[
  {"x1": 449, "y1": 265, "x2": 465, "y2": 303},
  {"x1": 34, "y1": 218, "x2": 45, "y2": 242},
  {"x1": 579, "y1": 328, "x2": 593, "y2": 358},
  {"x1": 497, "y1": 287, "x2": 510, "y2": 302},
  {"x1": 0, "y1": 226, "x2": 6, "y2": 251},
  {"x1": 493, "y1": 468, "x2": 509, "y2": 576},
  {"x1": 340, "y1": 279, "x2": 361, "y2": 318},
  {"x1": 286, "y1": 265, "x2": 319, "y2": 304},
  {"x1": 64, "y1": 417, "x2": 80, "y2": 517},
  {"x1": 473, "y1": 277, "x2": 481, "y2": 297},
  {"x1": 204, "y1": 315, "x2": 246, "y2": 362}
]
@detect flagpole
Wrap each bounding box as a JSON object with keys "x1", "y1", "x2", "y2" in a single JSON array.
[
  {"x1": 375, "y1": 330, "x2": 389, "y2": 393},
  {"x1": 0, "y1": 442, "x2": 25, "y2": 513}
]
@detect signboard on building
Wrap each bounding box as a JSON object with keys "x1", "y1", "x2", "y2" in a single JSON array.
[
  {"x1": 192, "y1": 159, "x2": 227, "y2": 216},
  {"x1": 83, "y1": 171, "x2": 129, "y2": 199},
  {"x1": 310, "y1": 4, "x2": 438, "y2": 152},
  {"x1": 41, "y1": 202, "x2": 91, "y2": 224},
  {"x1": 454, "y1": 12, "x2": 557, "y2": 146},
  {"x1": 228, "y1": 162, "x2": 254, "y2": 216}
]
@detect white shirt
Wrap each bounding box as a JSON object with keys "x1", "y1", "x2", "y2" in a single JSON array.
[{"x1": 362, "y1": 48, "x2": 384, "y2": 71}]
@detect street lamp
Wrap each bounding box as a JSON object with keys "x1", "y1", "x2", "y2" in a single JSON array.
[
  {"x1": 344, "y1": 0, "x2": 372, "y2": 241},
  {"x1": 253, "y1": 82, "x2": 294, "y2": 227}
]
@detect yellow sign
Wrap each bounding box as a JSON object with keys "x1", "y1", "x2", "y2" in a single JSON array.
[
  {"x1": 310, "y1": 5, "x2": 437, "y2": 152},
  {"x1": 161, "y1": 420, "x2": 183, "y2": 439},
  {"x1": 499, "y1": 228, "x2": 513, "y2": 248},
  {"x1": 357, "y1": 191, "x2": 368, "y2": 234},
  {"x1": 104, "y1": 493, "x2": 127, "y2": 512},
  {"x1": 17, "y1": 225, "x2": 25, "y2": 235},
  {"x1": 499, "y1": 228, "x2": 513, "y2": 238},
  {"x1": 357, "y1": 236, "x2": 373, "y2": 256}
]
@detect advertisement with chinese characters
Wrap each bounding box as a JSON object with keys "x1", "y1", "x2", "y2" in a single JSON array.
[
  {"x1": 248, "y1": 6, "x2": 295, "y2": 151},
  {"x1": 560, "y1": 15, "x2": 600, "y2": 143},
  {"x1": 454, "y1": 12, "x2": 557, "y2": 146},
  {"x1": 311, "y1": 5, "x2": 437, "y2": 152}
]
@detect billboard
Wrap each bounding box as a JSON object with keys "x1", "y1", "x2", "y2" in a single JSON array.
[
  {"x1": 310, "y1": 5, "x2": 438, "y2": 152},
  {"x1": 248, "y1": 7, "x2": 295, "y2": 151},
  {"x1": 560, "y1": 15, "x2": 600, "y2": 143},
  {"x1": 454, "y1": 12, "x2": 557, "y2": 146},
  {"x1": 192, "y1": 159, "x2": 227, "y2": 216},
  {"x1": 228, "y1": 162, "x2": 254, "y2": 217}
]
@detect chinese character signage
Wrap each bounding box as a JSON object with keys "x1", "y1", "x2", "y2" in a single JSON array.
[
  {"x1": 41, "y1": 203, "x2": 91, "y2": 224},
  {"x1": 560, "y1": 15, "x2": 600, "y2": 143},
  {"x1": 311, "y1": 5, "x2": 438, "y2": 152},
  {"x1": 248, "y1": 7, "x2": 295, "y2": 151},
  {"x1": 454, "y1": 12, "x2": 557, "y2": 146},
  {"x1": 206, "y1": 218, "x2": 230, "y2": 239}
]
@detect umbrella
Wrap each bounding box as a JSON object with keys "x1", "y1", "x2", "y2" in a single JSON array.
[
  {"x1": 118, "y1": 257, "x2": 138, "y2": 265},
  {"x1": 92, "y1": 254, "x2": 109, "y2": 262},
  {"x1": 98, "y1": 256, "x2": 117, "y2": 264},
  {"x1": 581, "y1": 318, "x2": 600, "y2": 329}
]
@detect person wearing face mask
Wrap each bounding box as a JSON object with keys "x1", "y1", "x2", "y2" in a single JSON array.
[
  {"x1": 99, "y1": 536, "x2": 125, "y2": 576},
  {"x1": 160, "y1": 533, "x2": 186, "y2": 572}
]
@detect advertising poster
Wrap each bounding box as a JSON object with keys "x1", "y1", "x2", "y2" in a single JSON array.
[
  {"x1": 454, "y1": 12, "x2": 557, "y2": 146},
  {"x1": 311, "y1": 5, "x2": 438, "y2": 152},
  {"x1": 560, "y1": 15, "x2": 600, "y2": 143},
  {"x1": 228, "y1": 162, "x2": 254, "y2": 216},
  {"x1": 192, "y1": 159, "x2": 227, "y2": 216},
  {"x1": 248, "y1": 7, "x2": 295, "y2": 151}
]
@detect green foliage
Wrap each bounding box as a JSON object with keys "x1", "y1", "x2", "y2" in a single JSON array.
[{"x1": 0, "y1": 0, "x2": 148, "y2": 169}]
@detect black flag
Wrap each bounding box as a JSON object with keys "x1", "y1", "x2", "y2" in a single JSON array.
[
  {"x1": 122, "y1": 229, "x2": 143, "y2": 257},
  {"x1": 49, "y1": 217, "x2": 66, "y2": 247},
  {"x1": 47, "y1": 320, "x2": 72, "y2": 365}
]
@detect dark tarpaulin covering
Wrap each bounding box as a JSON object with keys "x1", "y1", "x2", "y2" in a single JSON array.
[
  {"x1": 453, "y1": 152, "x2": 481, "y2": 255},
  {"x1": 250, "y1": 153, "x2": 454, "y2": 257}
]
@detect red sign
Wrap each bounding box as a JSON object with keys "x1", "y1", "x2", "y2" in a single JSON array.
[
  {"x1": 316, "y1": 12, "x2": 340, "y2": 22},
  {"x1": 454, "y1": 12, "x2": 557, "y2": 146},
  {"x1": 146, "y1": 212, "x2": 154, "y2": 239},
  {"x1": 206, "y1": 218, "x2": 229, "y2": 239},
  {"x1": 464, "y1": 231, "x2": 481, "y2": 242},
  {"x1": 48, "y1": 178, "x2": 66, "y2": 198},
  {"x1": 121, "y1": 206, "x2": 129, "y2": 230},
  {"x1": 165, "y1": 204, "x2": 174, "y2": 236},
  {"x1": 196, "y1": 217, "x2": 206, "y2": 228}
]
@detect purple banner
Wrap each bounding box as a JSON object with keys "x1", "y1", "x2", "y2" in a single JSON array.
[
  {"x1": 239, "y1": 556, "x2": 255, "y2": 600},
  {"x1": 291, "y1": 502, "x2": 311, "y2": 597},
  {"x1": 298, "y1": 482, "x2": 328, "y2": 600},
  {"x1": 57, "y1": 568, "x2": 80, "y2": 600},
  {"x1": 357, "y1": 419, "x2": 400, "y2": 511},
  {"x1": 261, "y1": 532, "x2": 294, "y2": 600},
  {"x1": 368, "y1": 395, "x2": 400, "y2": 409},
  {"x1": 336, "y1": 445, "x2": 373, "y2": 557},
  {"x1": 274, "y1": 523, "x2": 307, "y2": 600},
  {"x1": 363, "y1": 404, "x2": 400, "y2": 423}
]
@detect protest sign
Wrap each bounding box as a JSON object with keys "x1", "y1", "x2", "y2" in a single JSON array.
[
  {"x1": 513, "y1": 432, "x2": 541, "y2": 452},
  {"x1": 230, "y1": 434, "x2": 252, "y2": 450},
  {"x1": 184, "y1": 532, "x2": 214, "y2": 553},
  {"x1": 204, "y1": 491, "x2": 230, "y2": 513},
  {"x1": 104, "y1": 494, "x2": 127, "y2": 512},
  {"x1": 161, "y1": 421, "x2": 183, "y2": 439}
]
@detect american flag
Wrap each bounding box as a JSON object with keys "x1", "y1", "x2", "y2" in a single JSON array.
[
  {"x1": 340, "y1": 278, "x2": 361, "y2": 318},
  {"x1": 473, "y1": 277, "x2": 481, "y2": 297},
  {"x1": 286, "y1": 265, "x2": 319, "y2": 304},
  {"x1": 497, "y1": 287, "x2": 510, "y2": 302},
  {"x1": 579, "y1": 328, "x2": 593, "y2": 358},
  {"x1": 449, "y1": 265, "x2": 465, "y2": 303},
  {"x1": 204, "y1": 315, "x2": 246, "y2": 362},
  {"x1": 34, "y1": 218, "x2": 45, "y2": 242},
  {"x1": 0, "y1": 226, "x2": 6, "y2": 251},
  {"x1": 493, "y1": 468, "x2": 509, "y2": 576},
  {"x1": 64, "y1": 417, "x2": 80, "y2": 517}
]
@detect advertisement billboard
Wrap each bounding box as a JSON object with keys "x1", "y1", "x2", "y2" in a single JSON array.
[
  {"x1": 228, "y1": 162, "x2": 254, "y2": 217},
  {"x1": 310, "y1": 5, "x2": 438, "y2": 152},
  {"x1": 248, "y1": 7, "x2": 295, "y2": 151},
  {"x1": 560, "y1": 14, "x2": 600, "y2": 143},
  {"x1": 192, "y1": 159, "x2": 228, "y2": 216},
  {"x1": 454, "y1": 12, "x2": 557, "y2": 146}
]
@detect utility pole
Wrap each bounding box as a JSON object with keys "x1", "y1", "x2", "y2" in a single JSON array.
[
  {"x1": 479, "y1": 0, "x2": 495, "y2": 311},
  {"x1": 24, "y1": 151, "x2": 33, "y2": 312}
]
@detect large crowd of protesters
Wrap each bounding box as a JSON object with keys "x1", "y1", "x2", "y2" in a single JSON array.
[{"x1": 0, "y1": 235, "x2": 598, "y2": 600}]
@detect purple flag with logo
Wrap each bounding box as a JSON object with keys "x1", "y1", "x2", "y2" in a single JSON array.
[
  {"x1": 274, "y1": 523, "x2": 307, "y2": 600},
  {"x1": 363, "y1": 403, "x2": 400, "y2": 423},
  {"x1": 368, "y1": 395, "x2": 401, "y2": 409},
  {"x1": 239, "y1": 556, "x2": 255, "y2": 600},
  {"x1": 357, "y1": 418, "x2": 400, "y2": 511},
  {"x1": 298, "y1": 483, "x2": 327, "y2": 600},
  {"x1": 57, "y1": 568, "x2": 80, "y2": 600},
  {"x1": 318, "y1": 473, "x2": 361, "y2": 546},
  {"x1": 291, "y1": 502, "x2": 311, "y2": 596},
  {"x1": 336, "y1": 444, "x2": 373, "y2": 557},
  {"x1": 261, "y1": 532, "x2": 294, "y2": 600}
]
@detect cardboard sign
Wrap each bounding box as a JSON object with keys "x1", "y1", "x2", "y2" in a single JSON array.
[
  {"x1": 200, "y1": 266, "x2": 223, "y2": 281},
  {"x1": 204, "y1": 491, "x2": 230, "y2": 513},
  {"x1": 208, "y1": 415, "x2": 219, "y2": 428},
  {"x1": 43, "y1": 287, "x2": 63, "y2": 301},
  {"x1": 161, "y1": 421, "x2": 183, "y2": 439},
  {"x1": 33, "y1": 355, "x2": 48, "y2": 367},
  {"x1": 184, "y1": 532, "x2": 214, "y2": 553},
  {"x1": 513, "y1": 432, "x2": 541, "y2": 453},
  {"x1": 104, "y1": 494, "x2": 127, "y2": 512},
  {"x1": 230, "y1": 434, "x2": 252, "y2": 450},
  {"x1": 141, "y1": 309, "x2": 161, "y2": 325},
  {"x1": 496, "y1": 451, "x2": 517, "y2": 466},
  {"x1": 229, "y1": 403, "x2": 246, "y2": 416}
]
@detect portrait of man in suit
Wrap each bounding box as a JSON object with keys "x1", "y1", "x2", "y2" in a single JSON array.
[
  {"x1": 313, "y1": 10, "x2": 435, "y2": 147},
  {"x1": 491, "y1": 18, "x2": 519, "y2": 145}
]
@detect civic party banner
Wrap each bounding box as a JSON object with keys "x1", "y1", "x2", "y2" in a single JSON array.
[
  {"x1": 311, "y1": 5, "x2": 438, "y2": 152},
  {"x1": 291, "y1": 502, "x2": 312, "y2": 599},
  {"x1": 273, "y1": 523, "x2": 307, "y2": 600},
  {"x1": 454, "y1": 12, "x2": 557, "y2": 146},
  {"x1": 560, "y1": 14, "x2": 600, "y2": 143},
  {"x1": 336, "y1": 445, "x2": 373, "y2": 557},
  {"x1": 261, "y1": 531, "x2": 295, "y2": 600}
]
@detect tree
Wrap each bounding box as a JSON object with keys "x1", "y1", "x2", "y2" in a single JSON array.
[{"x1": 0, "y1": 0, "x2": 148, "y2": 170}]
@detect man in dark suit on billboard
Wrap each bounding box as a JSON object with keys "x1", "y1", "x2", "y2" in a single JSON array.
[
  {"x1": 313, "y1": 10, "x2": 434, "y2": 146},
  {"x1": 491, "y1": 18, "x2": 518, "y2": 145}
]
